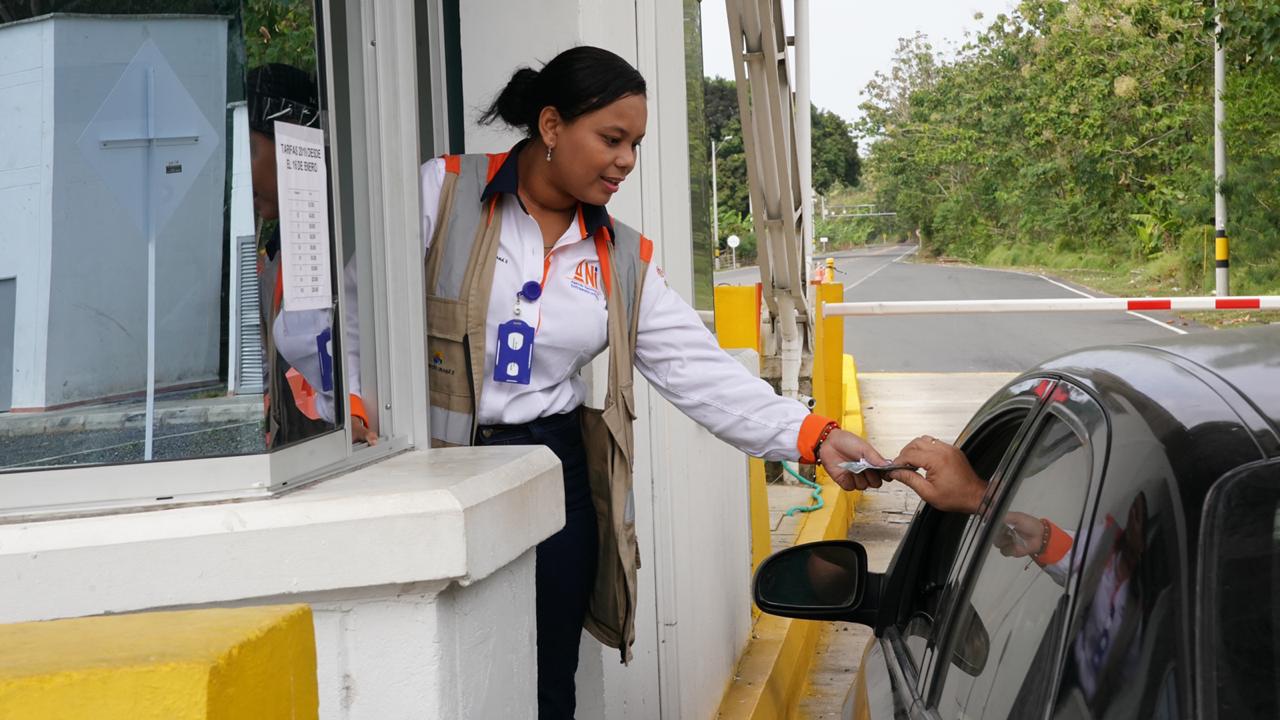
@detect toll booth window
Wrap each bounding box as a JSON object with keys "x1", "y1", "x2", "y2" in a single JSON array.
[
  {"x1": 0, "y1": 1, "x2": 361, "y2": 474},
  {"x1": 1200, "y1": 460, "x2": 1280, "y2": 720}
]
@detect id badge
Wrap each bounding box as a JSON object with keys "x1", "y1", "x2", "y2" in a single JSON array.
[
  {"x1": 315, "y1": 327, "x2": 334, "y2": 392},
  {"x1": 494, "y1": 319, "x2": 535, "y2": 385}
]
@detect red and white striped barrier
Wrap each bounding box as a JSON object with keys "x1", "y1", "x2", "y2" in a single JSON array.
[{"x1": 823, "y1": 296, "x2": 1280, "y2": 316}]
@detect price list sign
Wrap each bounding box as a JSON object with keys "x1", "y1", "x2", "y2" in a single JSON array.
[{"x1": 274, "y1": 121, "x2": 333, "y2": 312}]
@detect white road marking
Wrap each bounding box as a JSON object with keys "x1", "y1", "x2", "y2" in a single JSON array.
[
  {"x1": 844, "y1": 245, "x2": 919, "y2": 296},
  {"x1": 1037, "y1": 274, "x2": 1188, "y2": 335}
]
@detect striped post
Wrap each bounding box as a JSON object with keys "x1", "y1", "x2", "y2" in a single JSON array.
[
  {"x1": 823, "y1": 296, "x2": 1280, "y2": 316},
  {"x1": 1216, "y1": 230, "x2": 1230, "y2": 297}
]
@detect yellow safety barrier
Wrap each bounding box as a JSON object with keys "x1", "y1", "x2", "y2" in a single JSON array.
[
  {"x1": 718, "y1": 279, "x2": 865, "y2": 720},
  {"x1": 0, "y1": 605, "x2": 318, "y2": 720},
  {"x1": 713, "y1": 284, "x2": 762, "y2": 353},
  {"x1": 810, "y1": 283, "x2": 845, "y2": 423}
]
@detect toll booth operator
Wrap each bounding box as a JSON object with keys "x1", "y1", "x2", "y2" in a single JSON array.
[{"x1": 423, "y1": 46, "x2": 890, "y2": 719}]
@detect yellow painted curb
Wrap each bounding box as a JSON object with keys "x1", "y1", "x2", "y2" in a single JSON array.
[
  {"x1": 842, "y1": 354, "x2": 863, "y2": 437},
  {"x1": 717, "y1": 480, "x2": 857, "y2": 720},
  {"x1": 719, "y1": 346, "x2": 868, "y2": 720},
  {"x1": 0, "y1": 605, "x2": 318, "y2": 720}
]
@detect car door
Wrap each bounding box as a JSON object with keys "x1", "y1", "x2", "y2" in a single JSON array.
[
  {"x1": 919, "y1": 380, "x2": 1107, "y2": 720},
  {"x1": 850, "y1": 377, "x2": 1052, "y2": 719}
]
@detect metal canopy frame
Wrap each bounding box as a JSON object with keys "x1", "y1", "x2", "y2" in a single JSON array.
[{"x1": 724, "y1": 0, "x2": 810, "y2": 399}]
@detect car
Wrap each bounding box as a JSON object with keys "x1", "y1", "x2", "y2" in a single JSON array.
[{"x1": 753, "y1": 325, "x2": 1280, "y2": 720}]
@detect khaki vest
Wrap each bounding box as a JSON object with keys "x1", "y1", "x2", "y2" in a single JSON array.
[{"x1": 424, "y1": 152, "x2": 650, "y2": 663}]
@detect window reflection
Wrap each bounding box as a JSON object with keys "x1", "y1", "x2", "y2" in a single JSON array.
[
  {"x1": 935, "y1": 415, "x2": 1093, "y2": 718},
  {"x1": 0, "y1": 1, "x2": 352, "y2": 470}
]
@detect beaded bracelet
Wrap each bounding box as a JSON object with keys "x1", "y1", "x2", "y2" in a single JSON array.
[
  {"x1": 811, "y1": 421, "x2": 840, "y2": 459},
  {"x1": 1032, "y1": 517, "x2": 1051, "y2": 560}
]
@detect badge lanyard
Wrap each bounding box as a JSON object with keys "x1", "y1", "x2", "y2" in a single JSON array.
[
  {"x1": 493, "y1": 234, "x2": 610, "y2": 385},
  {"x1": 493, "y1": 279, "x2": 541, "y2": 385}
]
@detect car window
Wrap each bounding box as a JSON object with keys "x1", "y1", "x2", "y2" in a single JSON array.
[
  {"x1": 1198, "y1": 459, "x2": 1280, "y2": 719},
  {"x1": 932, "y1": 400, "x2": 1098, "y2": 720},
  {"x1": 898, "y1": 409, "x2": 1029, "y2": 670}
]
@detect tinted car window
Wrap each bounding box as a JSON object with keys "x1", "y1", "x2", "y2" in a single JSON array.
[
  {"x1": 899, "y1": 410, "x2": 1027, "y2": 670},
  {"x1": 1199, "y1": 459, "x2": 1280, "y2": 719},
  {"x1": 933, "y1": 410, "x2": 1095, "y2": 719}
]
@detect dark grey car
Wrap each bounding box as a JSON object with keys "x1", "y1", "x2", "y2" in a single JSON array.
[{"x1": 754, "y1": 325, "x2": 1280, "y2": 719}]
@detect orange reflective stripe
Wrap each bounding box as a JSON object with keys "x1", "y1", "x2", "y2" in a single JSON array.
[
  {"x1": 349, "y1": 393, "x2": 368, "y2": 427},
  {"x1": 639, "y1": 235, "x2": 654, "y2": 263},
  {"x1": 443, "y1": 154, "x2": 461, "y2": 175},
  {"x1": 797, "y1": 413, "x2": 837, "y2": 464},
  {"x1": 486, "y1": 152, "x2": 508, "y2": 183},
  {"x1": 594, "y1": 231, "x2": 613, "y2": 301},
  {"x1": 273, "y1": 264, "x2": 283, "y2": 312},
  {"x1": 285, "y1": 368, "x2": 322, "y2": 421}
]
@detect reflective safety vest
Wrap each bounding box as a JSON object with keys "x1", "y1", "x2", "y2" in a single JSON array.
[{"x1": 424, "y1": 152, "x2": 652, "y2": 662}]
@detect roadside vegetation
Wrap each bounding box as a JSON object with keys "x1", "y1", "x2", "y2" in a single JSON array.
[{"x1": 851, "y1": 0, "x2": 1279, "y2": 308}]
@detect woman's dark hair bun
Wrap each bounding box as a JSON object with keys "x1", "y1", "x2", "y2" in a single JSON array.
[
  {"x1": 480, "y1": 67, "x2": 540, "y2": 129},
  {"x1": 480, "y1": 46, "x2": 646, "y2": 138}
]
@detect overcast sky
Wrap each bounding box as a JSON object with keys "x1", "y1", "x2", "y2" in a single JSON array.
[{"x1": 700, "y1": 0, "x2": 1018, "y2": 124}]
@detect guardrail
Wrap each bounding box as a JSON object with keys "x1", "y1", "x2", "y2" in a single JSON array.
[{"x1": 823, "y1": 296, "x2": 1280, "y2": 316}]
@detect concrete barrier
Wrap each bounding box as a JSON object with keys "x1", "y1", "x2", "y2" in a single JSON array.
[{"x1": 0, "y1": 605, "x2": 317, "y2": 720}]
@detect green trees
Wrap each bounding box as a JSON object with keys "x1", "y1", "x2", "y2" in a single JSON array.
[
  {"x1": 704, "y1": 76, "x2": 861, "y2": 258},
  {"x1": 857, "y1": 0, "x2": 1279, "y2": 294}
]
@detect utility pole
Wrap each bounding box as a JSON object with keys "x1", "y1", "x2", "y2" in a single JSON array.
[
  {"x1": 1215, "y1": 1, "x2": 1229, "y2": 296},
  {"x1": 711, "y1": 135, "x2": 732, "y2": 270}
]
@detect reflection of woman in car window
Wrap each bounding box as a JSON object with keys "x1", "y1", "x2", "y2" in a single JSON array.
[{"x1": 890, "y1": 437, "x2": 1159, "y2": 711}]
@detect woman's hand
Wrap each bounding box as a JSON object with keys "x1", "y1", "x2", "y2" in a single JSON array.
[
  {"x1": 819, "y1": 429, "x2": 890, "y2": 491},
  {"x1": 885, "y1": 435, "x2": 986, "y2": 514},
  {"x1": 993, "y1": 511, "x2": 1043, "y2": 557},
  {"x1": 352, "y1": 420, "x2": 379, "y2": 447}
]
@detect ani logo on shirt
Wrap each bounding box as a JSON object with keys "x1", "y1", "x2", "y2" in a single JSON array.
[{"x1": 568, "y1": 259, "x2": 602, "y2": 298}]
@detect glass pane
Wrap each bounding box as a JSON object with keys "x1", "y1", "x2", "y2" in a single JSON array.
[
  {"x1": 935, "y1": 413, "x2": 1094, "y2": 719},
  {"x1": 898, "y1": 407, "x2": 1030, "y2": 671},
  {"x1": 683, "y1": 0, "x2": 714, "y2": 313},
  {"x1": 1203, "y1": 462, "x2": 1280, "y2": 719},
  {"x1": 0, "y1": 1, "x2": 342, "y2": 470}
]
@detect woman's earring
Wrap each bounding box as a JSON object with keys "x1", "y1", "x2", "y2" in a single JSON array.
[{"x1": 545, "y1": 146, "x2": 553, "y2": 162}]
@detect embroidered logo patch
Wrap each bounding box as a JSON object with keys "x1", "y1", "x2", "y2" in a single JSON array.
[
  {"x1": 568, "y1": 259, "x2": 602, "y2": 297},
  {"x1": 429, "y1": 350, "x2": 455, "y2": 375}
]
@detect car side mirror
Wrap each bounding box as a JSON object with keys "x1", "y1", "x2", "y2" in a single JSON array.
[{"x1": 753, "y1": 540, "x2": 879, "y2": 623}]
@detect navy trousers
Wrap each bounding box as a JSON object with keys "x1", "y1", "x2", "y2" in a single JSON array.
[{"x1": 477, "y1": 408, "x2": 599, "y2": 720}]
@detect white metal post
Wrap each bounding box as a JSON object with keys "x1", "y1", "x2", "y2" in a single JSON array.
[
  {"x1": 144, "y1": 66, "x2": 156, "y2": 462},
  {"x1": 711, "y1": 137, "x2": 719, "y2": 266},
  {"x1": 1214, "y1": 2, "x2": 1229, "y2": 296},
  {"x1": 795, "y1": 0, "x2": 813, "y2": 283}
]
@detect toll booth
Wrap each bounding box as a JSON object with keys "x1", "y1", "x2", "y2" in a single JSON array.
[{"x1": 0, "y1": 15, "x2": 227, "y2": 410}]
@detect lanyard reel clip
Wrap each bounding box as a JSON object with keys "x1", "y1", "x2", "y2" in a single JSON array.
[{"x1": 495, "y1": 281, "x2": 543, "y2": 384}]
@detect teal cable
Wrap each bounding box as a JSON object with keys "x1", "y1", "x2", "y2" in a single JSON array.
[{"x1": 782, "y1": 461, "x2": 825, "y2": 517}]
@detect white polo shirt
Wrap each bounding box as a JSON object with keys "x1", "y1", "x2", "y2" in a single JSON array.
[{"x1": 421, "y1": 150, "x2": 814, "y2": 461}]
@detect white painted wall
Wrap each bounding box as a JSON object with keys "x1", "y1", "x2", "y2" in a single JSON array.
[
  {"x1": 0, "y1": 446, "x2": 562, "y2": 720},
  {"x1": 0, "y1": 19, "x2": 53, "y2": 412},
  {"x1": 0, "y1": 16, "x2": 227, "y2": 410},
  {"x1": 457, "y1": 3, "x2": 754, "y2": 717}
]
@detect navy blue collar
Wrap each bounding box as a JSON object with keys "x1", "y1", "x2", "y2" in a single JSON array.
[{"x1": 480, "y1": 140, "x2": 615, "y2": 241}]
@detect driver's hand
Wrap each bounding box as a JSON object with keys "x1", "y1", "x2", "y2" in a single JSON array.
[
  {"x1": 819, "y1": 429, "x2": 889, "y2": 491},
  {"x1": 886, "y1": 435, "x2": 986, "y2": 514}
]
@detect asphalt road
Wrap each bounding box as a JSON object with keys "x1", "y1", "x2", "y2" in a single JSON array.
[{"x1": 715, "y1": 244, "x2": 1195, "y2": 372}]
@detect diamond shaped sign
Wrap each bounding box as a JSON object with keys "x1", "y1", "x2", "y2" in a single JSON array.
[{"x1": 77, "y1": 39, "x2": 218, "y2": 237}]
